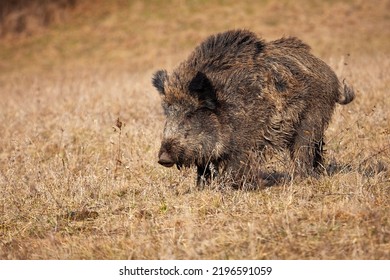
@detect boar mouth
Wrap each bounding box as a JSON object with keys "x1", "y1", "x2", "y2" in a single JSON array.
[{"x1": 158, "y1": 161, "x2": 175, "y2": 168}]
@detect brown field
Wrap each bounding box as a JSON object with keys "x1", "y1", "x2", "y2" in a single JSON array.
[{"x1": 0, "y1": 0, "x2": 389, "y2": 259}]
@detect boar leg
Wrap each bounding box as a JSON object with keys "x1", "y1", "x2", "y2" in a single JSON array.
[
  {"x1": 290, "y1": 118, "x2": 325, "y2": 177},
  {"x1": 196, "y1": 162, "x2": 219, "y2": 188}
]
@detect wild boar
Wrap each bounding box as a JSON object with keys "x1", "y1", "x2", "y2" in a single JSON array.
[{"x1": 152, "y1": 29, "x2": 354, "y2": 187}]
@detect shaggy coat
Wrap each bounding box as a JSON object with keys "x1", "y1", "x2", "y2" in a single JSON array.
[{"x1": 152, "y1": 29, "x2": 355, "y2": 186}]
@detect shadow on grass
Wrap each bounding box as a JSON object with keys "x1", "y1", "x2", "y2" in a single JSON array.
[
  {"x1": 327, "y1": 158, "x2": 387, "y2": 178},
  {"x1": 252, "y1": 158, "x2": 388, "y2": 190}
]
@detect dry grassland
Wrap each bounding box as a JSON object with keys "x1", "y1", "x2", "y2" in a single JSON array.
[{"x1": 0, "y1": 0, "x2": 389, "y2": 259}]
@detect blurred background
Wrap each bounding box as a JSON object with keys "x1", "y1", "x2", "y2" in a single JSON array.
[{"x1": 1, "y1": 0, "x2": 389, "y2": 75}]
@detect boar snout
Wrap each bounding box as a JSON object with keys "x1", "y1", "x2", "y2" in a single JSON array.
[{"x1": 158, "y1": 149, "x2": 175, "y2": 168}]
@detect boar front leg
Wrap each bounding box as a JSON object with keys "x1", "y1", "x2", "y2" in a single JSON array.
[{"x1": 196, "y1": 161, "x2": 219, "y2": 188}]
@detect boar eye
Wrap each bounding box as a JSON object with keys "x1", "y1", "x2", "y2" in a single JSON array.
[{"x1": 185, "y1": 112, "x2": 194, "y2": 120}]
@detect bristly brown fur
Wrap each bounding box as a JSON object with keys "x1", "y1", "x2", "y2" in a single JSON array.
[{"x1": 152, "y1": 29, "x2": 355, "y2": 187}]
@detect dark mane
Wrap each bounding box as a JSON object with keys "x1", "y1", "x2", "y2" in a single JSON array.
[
  {"x1": 270, "y1": 36, "x2": 311, "y2": 51},
  {"x1": 187, "y1": 30, "x2": 266, "y2": 71}
]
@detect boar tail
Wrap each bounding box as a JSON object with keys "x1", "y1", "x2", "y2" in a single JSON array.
[{"x1": 337, "y1": 79, "x2": 355, "y2": 105}]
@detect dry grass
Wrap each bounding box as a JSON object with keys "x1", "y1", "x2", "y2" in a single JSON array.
[{"x1": 0, "y1": 0, "x2": 389, "y2": 259}]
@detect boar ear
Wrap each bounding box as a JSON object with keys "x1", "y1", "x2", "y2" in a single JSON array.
[
  {"x1": 188, "y1": 71, "x2": 217, "y2": 110},
  {"x1": 152, "y1": 69, "x2": 168, "y2": 95}
]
